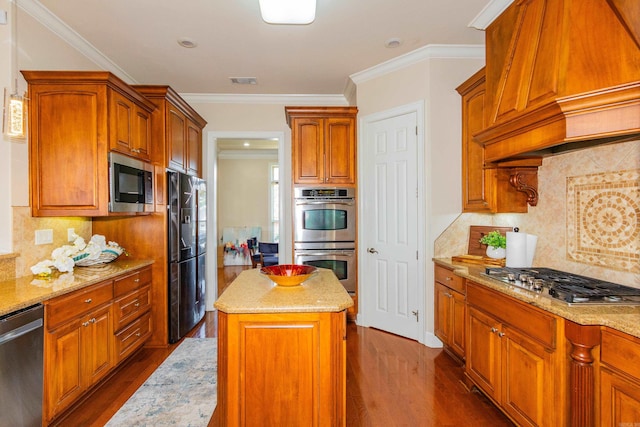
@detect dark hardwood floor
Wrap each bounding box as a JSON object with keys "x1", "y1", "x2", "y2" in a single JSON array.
[{"x1": 57, "y1": 266, "x2": 513, "y2": 426}]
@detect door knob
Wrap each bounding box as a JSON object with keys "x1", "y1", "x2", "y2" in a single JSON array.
[{"x1": 367, "y1": 248, "x2": 378, "y2": 254}]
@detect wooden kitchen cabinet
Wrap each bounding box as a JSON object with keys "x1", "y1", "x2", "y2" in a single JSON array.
[
  {"x1": 465, "y1": 280, "x2": 568, "y2": 427},
  {"x1": 285, "y1": 106, "x2": 358, "y2": 185},
  {"x1": 456, "y1": 68, "x2": 535, "y2": 213},
  {"x1": 218, "y1": 310, "x2": 347, "y2": 426},
  {"x1": 42, "y1": 266, "x2": 153, "y2": 424},
  {"x1": 133, "y1": 85, "x2": 207, "y2": 177},
  {"x1": 43, "y1": 280, "x2": 114, "y2": 423},
  {"x1": 600, "y1": 328, "x2": 640, "y2": 426},
  {"x1": 434, "y1": 264, "x2": 466, "y2": 360},
  {"x1": 109, "y1": 89, "x2": 152, "y2": 161},
  {"x1": 22, "y1": 71, "x2": 156, "y2": 217}
]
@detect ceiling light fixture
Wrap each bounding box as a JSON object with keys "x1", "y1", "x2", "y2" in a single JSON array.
[
  {"x1": 259, "y1": 0, "x2": 316, "y2": 25},
  {"x1": 177, "y1": 38, "x2": 198, "y2": 48},
  {"x1": 384, "y1": 38, "x2": 402, "y2": 48}
]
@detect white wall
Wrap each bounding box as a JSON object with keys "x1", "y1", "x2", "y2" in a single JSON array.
[{"x1": 0, "y1": 0, "x2": 13, "y2": 253}]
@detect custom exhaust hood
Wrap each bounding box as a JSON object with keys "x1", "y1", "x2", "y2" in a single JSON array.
[{"x1": 476, "y1": 0, "x2": 640, "y2": 163}]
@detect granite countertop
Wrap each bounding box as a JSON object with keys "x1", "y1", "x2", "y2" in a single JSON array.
[
  {"x1": 434, "y1": 258, "x2": 640, "y2": 339},
  {"x1": 0, "y1": 259, "x2": 154, "y2": 317},
  {"x1": 214, "y1": 268, "x2": 354, "y2": 314}
]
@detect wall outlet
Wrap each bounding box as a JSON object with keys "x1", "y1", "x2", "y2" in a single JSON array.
[
  {"x1": 68, "y1": 228, "x2": 76, "y2": 242},
  {"x1": 35, "y1": 229, "x2": 54, "y2": 245}
]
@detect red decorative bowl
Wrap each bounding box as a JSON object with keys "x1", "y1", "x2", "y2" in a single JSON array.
[{"x1": 260, "y1": 264, "x2": 317, "y2": 287}]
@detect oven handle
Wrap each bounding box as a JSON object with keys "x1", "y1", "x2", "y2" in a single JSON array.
[
  {"x1": 296, "y1": 251, "x2": 354, "y2": 257},
  {"x1": 295, "y1": 200, "x2": 355, "y2": 206}
]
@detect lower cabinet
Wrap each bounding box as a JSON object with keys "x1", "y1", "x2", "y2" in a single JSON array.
[
  {"x1": 600, "y1": 328, "x2": 640, "y2": 426},
  {"x1": 43, "y1": 266, "x2": 152, "y2": 424},
  {"x1": 434, "y1": 264, "x2": 466, "y2": 360},
  {"x1": 465, "y1": 281, "x2": 567, "y2": 427},
  {"x1": 217, "y1": 310, "x2": 347, "y2": 427}
]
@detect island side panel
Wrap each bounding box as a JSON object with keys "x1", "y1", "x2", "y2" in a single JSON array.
[{"x1": 217, "y1": 311, "x2": 346, "y2": 427}]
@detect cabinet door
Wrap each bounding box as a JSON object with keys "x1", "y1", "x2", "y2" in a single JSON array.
[
  {"x1": 44, "y1": 319, "x2": 84, "y2": 422},
  {"x1": 132, "y1": 104, "x2": 151, "y2": 160},
  {"x1": 434, "y1": 282, "x2": 451, "y2": 345},
  {"x1": 167, "y1": 106, "x2": 187, "y2": 172},
  {"x1": 82, "y1": 305, "x2": 113, "y2": 386},
  {"x1": 29, "y1": 85, "x2": 109, "y2": 216},
  {"x1": 186, "y1": 119, "x2": 202, "y2": 177},
  {"x1": 459, "y1": 71, "x2": 495, "y2": 212},
  {"x1": 450, "y1": 290, "x2": 466, "y2": 358},
  {"x1": 292, "y1": 118, "x2": 324, "y2": 184},
  {"x1": 110, "y1": 90, "x2": 134, "y2": 154},
  {"x1": 324, "y1": 117, "x2": 356, "y2": 184},
  {"x1": 466, "y1": 306, "x2": 501, "y2": 402},
  {"x1": 600, "y1": 368, "x2": 640, "y2": 427},
  {"x1": 501, "y1": 325, "x2": 551, "y2": 427}
]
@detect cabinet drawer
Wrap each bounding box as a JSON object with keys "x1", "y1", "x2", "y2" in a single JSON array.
[
  {"x1": 46, "y1": 280, "x2": 113, "y2": 330},
  {"x1": 114, "y1": 311, "x2": 152, "y2": 363},
  {"x1": 113, "y1": 286, "x2": 151, "y2": 332},
  {"x1": 434, "y1": 265, "x2": 465, "y2": 294},
  {"x1": 467, "y1": 281, "x2": 556, "y2": 349},
  {"x1": 601, "y1": 328, "x2": 640, "y2": 381},
  {"x1": 114, "y1": 267, "x2": 152, "y2": 297}
]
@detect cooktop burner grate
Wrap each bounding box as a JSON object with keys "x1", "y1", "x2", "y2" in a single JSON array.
[{"x1": 483, "y1": 267, "x2": 640, "y2": 304}]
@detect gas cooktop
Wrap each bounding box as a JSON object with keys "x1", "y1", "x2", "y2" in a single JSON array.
[{"x1": 483, "y1": 267, "x2": 640, "y2": 305}]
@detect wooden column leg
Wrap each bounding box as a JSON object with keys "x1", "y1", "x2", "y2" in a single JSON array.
[{"x1": 565, "y1": 321, "x2": 601, "y2": 427}]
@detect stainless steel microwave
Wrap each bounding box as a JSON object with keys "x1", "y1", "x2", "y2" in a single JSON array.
[{"x1": 109, "y1": 152, "x2": 154, "y2": 213}]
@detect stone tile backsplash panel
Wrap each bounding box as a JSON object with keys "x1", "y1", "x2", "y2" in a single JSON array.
[{"x1": 567, "y1": 170, "x2": 639, "y2": 273}]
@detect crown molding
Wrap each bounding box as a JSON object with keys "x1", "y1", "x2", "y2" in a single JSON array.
[
  {"x1": 350, "y1": 44, "x2": 484, "y2": 85},
  {"x1": 18, "y1": 0, "x2": 138, "y2": 84},
  {"x1": 180, "y1": 93, "x2": 349, "y2": 105},
  {"x1": 468, "y1": 0, "x2": 514, "y2": 30}
]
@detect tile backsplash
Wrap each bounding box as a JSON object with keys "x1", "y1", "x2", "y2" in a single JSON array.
[
  {"x1": 12, "y1": 206, "x2": 92, "y2": 278},
  {"x1": 435, "y1": 139, "x2": 640, "y2": 288}
]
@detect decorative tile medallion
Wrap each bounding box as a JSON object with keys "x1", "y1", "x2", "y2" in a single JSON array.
[{"x1": 567, "y1": 170, "x2": 639, "y2": 273}]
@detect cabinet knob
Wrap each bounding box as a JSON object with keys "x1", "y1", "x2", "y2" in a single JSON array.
[
  {"x1": 136, "y1": 332, "x2": 141, "y2": 337},
  {"x1": 134, "y1": 302, "x2": 140, "y2": 307},
  {"x1": 84, "y1": 298, "x2": 92, "y2": 304},
  {"x1": 498, "y1": 331, "x2": 506, "y2": 338},
  {"x1": 82, "y1": 321, "x2": 89, "y2": 327},
  {"x1": 445, "y1": 276, "x2": 452, "y2": 281},
  {"x1": 490, "y1": 327, "x2": 498, "y2": 333},
  {"x1": 134, "y1": 278, "x2": 140, "y2": 283}
]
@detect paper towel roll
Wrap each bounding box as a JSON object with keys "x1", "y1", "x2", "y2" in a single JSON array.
[
  {"x1": 506, "y1": 232, "x2": 527, "y2": 268},
  {"x1": 526, "y1": 234, "x2": 538, "y2": 268}
]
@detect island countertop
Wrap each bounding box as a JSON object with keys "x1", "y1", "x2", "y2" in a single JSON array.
[{"x1": 214, "y1": 268, "x2": 354, "y2": 314}]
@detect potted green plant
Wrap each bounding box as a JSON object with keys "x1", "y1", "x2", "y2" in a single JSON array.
[{"x1": 479, "y1": 230, "x2": 507, "y2": 259}]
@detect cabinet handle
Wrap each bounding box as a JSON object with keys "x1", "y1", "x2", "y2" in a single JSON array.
[
  {"x1": 490, "y1": 327, "x2": 498, "y2": 333},
  {"x1": 89, "y1": 318, "x2": 96, "y2": 324},
  {"x1": 136, "y1": 332, "x2": 141, "y2": 337},
  {"x1": 82, "y1": 321, "x2": 90, "y2": 327},
  {"x1": 444, "y1": 292, "x2": 453, "y2": 298},
  {"x1": 84, "y1": 298, "x2": 92, "y2": 304},
  {"x1": 134, "y1": 278, "x2": 140, "y2": 283},
  {"x1": 498, "y1": 331, "x2": 505, "y2": 338},
  {"x1": 445, "y1": 276, "x2": 452, "y2": 281},
  {"x1": 134, "y1": 302, "x2": 140, "y2": 307}
]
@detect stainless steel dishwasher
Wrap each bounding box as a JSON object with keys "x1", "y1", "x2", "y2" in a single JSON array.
[{"x1": 0, "y1": 304, "x2": 44, "y2": 427}]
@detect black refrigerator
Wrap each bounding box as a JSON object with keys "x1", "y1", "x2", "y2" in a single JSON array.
[{"x1": 168, "y1": 171, "x2": 207, "y2": 343}]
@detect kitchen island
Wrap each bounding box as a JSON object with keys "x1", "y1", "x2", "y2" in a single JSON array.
[{"x1": 214, "y1": 268, "x2": 353, "y2": 427}]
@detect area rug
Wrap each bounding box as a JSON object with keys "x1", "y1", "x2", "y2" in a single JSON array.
[{"x1": 106, "y1": 338, "x2": 217, "y2": 427}]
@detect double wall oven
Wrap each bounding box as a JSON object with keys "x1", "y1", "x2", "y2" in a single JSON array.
[{"x1": 294, "y1": 187, "x2": 356, "y2": 294}]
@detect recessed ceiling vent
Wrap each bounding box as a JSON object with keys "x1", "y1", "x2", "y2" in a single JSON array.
[{"x1": 230, "y1": 77, "x2": 257, "y2": 85}]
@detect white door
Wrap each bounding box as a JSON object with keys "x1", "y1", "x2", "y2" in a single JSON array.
[{"x1": 361, "y1": 111, "x2": 419, "y2": 340}]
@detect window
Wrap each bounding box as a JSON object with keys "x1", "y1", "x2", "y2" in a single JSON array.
[{"x1": 270, "y1": 163, "x2": 279, "y2": 242}]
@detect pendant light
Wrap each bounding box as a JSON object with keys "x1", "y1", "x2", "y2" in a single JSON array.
[
  {"x1": 259, "y1": 0, "x2": 316, "y2": 25},
  {"x1": 3, "y1": 0, "x2": 26, "y2": 140}
]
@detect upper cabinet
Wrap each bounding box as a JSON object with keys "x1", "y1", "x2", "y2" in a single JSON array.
[
  {"x1": 457, "y1": 68, "x2": 539, "y2": 212},
  {"x1": 285, "y1": 106, "x2": 358, "y2": 186},
  {"x1": 476, "y1": 0, "x2": 640, "y2": 162},
  {"x1": 133, "y1": 86, "x2": 207, "y2": 178},
  {"x1": 22, "y1": 71, "x2": 156, "y2": 217}
]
